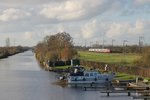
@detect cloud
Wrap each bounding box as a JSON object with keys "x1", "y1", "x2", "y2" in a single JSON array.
[
  {"x1": 80, "y1": 20, "x2": 150, "y2": 39},
  {"x1": 0, "y1": 8, "x2": 30, "y2": 22},
  {"x1": 134, "y1": 0, "x2": 150, "y2": 5},
  {"x1": 115, "y1": 0, "x2": 150, "y2": 16},
  {"x1": 24, "y1": 32, "x2": 35, "y2": 40},
  {"x1": 105, "y1": 20, "x2": 150, "y2": 38},
  {"x1": 81, "y1": 20, "x2": 97, "y2": 39},
  {"x1": 0, "y1": 0, "x2": 149, "y2": 46},
  {"x1": 105, "y1": 22, "x2": 126, "y2": 38},
  {"x1": 39, "y1": 0, "x2": 114, "y2": 21},
  {"x1": 0, "y1": 0, "x2": 63, "y2": 5}
]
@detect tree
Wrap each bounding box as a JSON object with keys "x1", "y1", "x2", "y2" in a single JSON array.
[
  {"x1": 61, "y1": 45, "x2": 73, "y2": 61},
  {"x1": 35, "y1": 32, "x2": 77, "y2": 66},
  {"x1": 45, "y1": 51, "x2": 58, "y2": 62}
]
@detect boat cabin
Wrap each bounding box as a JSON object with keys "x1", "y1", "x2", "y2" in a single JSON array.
[{"x1": 68, "y1": 66, "x2": 85, "y2": 76}]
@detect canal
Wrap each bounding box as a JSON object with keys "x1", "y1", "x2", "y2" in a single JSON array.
[{"x1": 0, "y1": 51, "x2": 133, "y2": 100}]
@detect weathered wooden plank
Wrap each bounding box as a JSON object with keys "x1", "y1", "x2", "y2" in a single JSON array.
[
  {"x1": 100, "y1": 90, "x2": 150, "y2": 97},
  {"x1": 133, "y1": 96, "x2": 150, "y2": 100},
  {"x1": 100, "y1": 90, "x2": 135, "y2": 96}
]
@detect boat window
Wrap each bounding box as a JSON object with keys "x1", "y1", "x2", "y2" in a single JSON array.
[
  {"x1": 85, "y1": 73, "x2": 89, "y2": 77},
  {"x1": 90, "y1": 73, "x2": 93, "y2": 76},
  {"x1": 94, "y1": 73, "x2": 97, "y2": 76}
]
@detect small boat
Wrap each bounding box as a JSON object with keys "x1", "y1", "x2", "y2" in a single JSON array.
[{"x1": 67, "y1": 66, "x2": 115, "y2": 86}]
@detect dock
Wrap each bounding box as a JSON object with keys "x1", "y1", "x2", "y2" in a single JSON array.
[
  {"x1": 100, "y1": 90, "x2": 150, "y2": 96},
  {"x1": 99, "y1": 82, "x2": 150, "y2": 100},
  {"x1": 77, "y1": 80, "x2": 150, "y2": 100},
  {"x1": 132, "y1": 96, "x2": 150, "y2": 100}
]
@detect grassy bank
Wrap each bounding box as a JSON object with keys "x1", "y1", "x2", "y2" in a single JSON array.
[
  {"x1": 78, "y1": 51, "x2": 141, "y2": 66},
  {"x1": 53, "y1": 66, "x2": 70, "y2": 69},
  {"x1": 77, "y1": 51, "x2": 150, "y2": 83}
]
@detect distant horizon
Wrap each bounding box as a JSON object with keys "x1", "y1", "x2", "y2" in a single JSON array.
[
  {"x1": 0, "y1": 34, "x2": 148, "y2": 47},
  {"x1": 0, "y1": 0, "x2": 149, "y2": 46}
]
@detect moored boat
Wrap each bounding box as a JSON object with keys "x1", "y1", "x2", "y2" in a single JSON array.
[{"x1": 67, "y1": 66, "x2": 115, "y2": 86}]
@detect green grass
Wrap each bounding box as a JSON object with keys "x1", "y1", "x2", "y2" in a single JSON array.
[
  {"x1": 115, "y1": 73, "x2": 136, "y2": 80},
  {"x1": 53, "y1": 66, "x2": 70, "y2": 69},
  {"x1": 115, "y1": 73, "x2": 150, "y2": 84},
  {"x1": 78, "y1": 51, "x2": 141, "y2": 66}
]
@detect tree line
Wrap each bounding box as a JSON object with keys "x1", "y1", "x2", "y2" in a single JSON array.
[
  {"x1": 34, "y1": 32, "x2": 77, "y2": 66},
  {"x1": 75, "y1": 45, "x2": 146, "y2": 53},
  {"x1": 0, "y1": 46, "x2": 28, "y2": 59}
]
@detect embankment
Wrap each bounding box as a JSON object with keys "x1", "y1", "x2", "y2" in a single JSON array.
[
  {"x1": 80, "y1": 60, "x2": 150, "y2": 77},
  {"x1": 0, "y1": 46, "x2": 28, "y2": 59}
]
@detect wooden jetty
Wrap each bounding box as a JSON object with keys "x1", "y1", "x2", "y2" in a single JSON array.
[
  {"x1": 82, "y1": 86, "x2": 113, "y2": 91},
  {"x1": 68, "y1": 78, "x2": 150, "y2": 100},
  {"x1": 100, "y1": 89, "x2": 150, "y2": 97},
  {"x1": 82, "y1": 80, "x2": 134, "y2": 91},
  {"x1": 132, "y1": 96, "x2": 150, "y2": 100},
  {"x1": 99, "y1": 81, "x2": 150, "y2": 100},
  {"x1": 101, "y1": 90, "x2": 134, "y2": 96}
]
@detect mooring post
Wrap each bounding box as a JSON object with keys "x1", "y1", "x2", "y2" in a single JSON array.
[
  {"x1": 144, "y1": 98, "x2": 147, "y2": 100},
  {"x1": 75, "y1": 84, "x2": 77, "y2": 88},
  {"x1": 84, "y1": 87, "x2": 87, "y2": 91},
  {"x1": 106, "y1": 87, "x2": 109, "y2": 90},
  {"x1": 128, "y1": 92, "x2": 131, "y2": 96},
  {"x1": 146, "y1": 87, "x2": 149, "y2": 90},
  {"x1": 107, "y1": 92, "x2": 109, "y2": 96}
]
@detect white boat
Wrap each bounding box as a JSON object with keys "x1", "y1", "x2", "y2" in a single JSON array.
[{"x1": 67, "y1": 66, "x2": 115, "y2": 85}]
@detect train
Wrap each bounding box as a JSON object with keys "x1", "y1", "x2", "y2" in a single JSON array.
[{"x1": 89, "y1": 48, "x2": 111, "y2": 53}]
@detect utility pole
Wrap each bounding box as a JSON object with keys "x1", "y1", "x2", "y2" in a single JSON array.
[
  {"x1": 112, "y1": 39, "x2": 115, "y2": 47},
  {"x1": 90, "y1": 42, "x2": 93, "y2": 48},
  {"x1": 84, "y1": 39, "x2": 87, "y2": 47},
  {"x1": 96, "y1": 41, "x2": 99, "y2": 48},
  {"x1": 102, "y1": 40, "x2": 106, "y2": 49},
  {"x1": 14, "y1": 38, "x2": 16, "y2": 46},
  {"x1": 6, "y1": 37, "x2": 10, "y2": 47},
  {"x1": 123, "y1": 40, "x2": 128, "y2": 53},
  {"x1": 139, "y1": 36, "x2": 144, "y2": 53},
  {"x1": 102, "y1": 33, "x2": 105, "y2": 49}
]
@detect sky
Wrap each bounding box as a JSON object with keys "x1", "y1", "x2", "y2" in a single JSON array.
[{"x1": 0, "y1": 0, "x2": 150, "y2": 46}]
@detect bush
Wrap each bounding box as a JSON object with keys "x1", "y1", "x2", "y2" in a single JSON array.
[{"x1": 134, "y1": 48, "x2": 150, "y2": 68}]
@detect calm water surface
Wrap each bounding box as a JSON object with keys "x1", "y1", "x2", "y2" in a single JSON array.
[{"x1": 0, "y1": 51, "x2": 134, "y2": 100}]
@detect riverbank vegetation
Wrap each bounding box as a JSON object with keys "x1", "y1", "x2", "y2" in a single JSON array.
[
  {"x1": 0, "y1": 46, "x2": 28, "y2": 59},
  {"x1": 34, "y1": 32, "x2": 150, "y2": 80},
  {"x1": 35, "y1": 32, "x2": 77, "y2": 67},
  {"x1": 134, "y1": 47, "x2": 150, "y2": 68}
]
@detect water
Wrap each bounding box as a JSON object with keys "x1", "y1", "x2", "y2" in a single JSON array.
[
  {"x1": 0, "y1": 51, "x2": 41, "y2": 71},
  {"x1": 0, "y1": 51, "x2": 134, "y2": 100}
]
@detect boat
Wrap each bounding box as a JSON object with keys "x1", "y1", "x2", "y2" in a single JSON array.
[{"x1": 67, "y1": 66, "x2": 115, "y2": 86}]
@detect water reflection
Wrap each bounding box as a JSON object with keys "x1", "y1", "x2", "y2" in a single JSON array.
[
  {"x1": 0, "y1": 51, "x2": 41, "y2": 71},
  {"x1": 0, "y1": 51, "x2": 133, "y2": 100}
]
